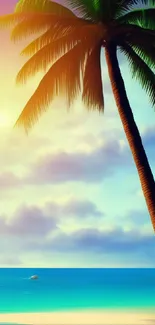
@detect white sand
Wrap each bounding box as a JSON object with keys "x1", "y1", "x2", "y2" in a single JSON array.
[{"x1": 0, "y1": 310, "x2": 154, "y2": 325}]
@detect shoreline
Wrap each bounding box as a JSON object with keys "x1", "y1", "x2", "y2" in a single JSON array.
[{"x1": 0, "y1": 310, "x2": 154, "y2": 325}]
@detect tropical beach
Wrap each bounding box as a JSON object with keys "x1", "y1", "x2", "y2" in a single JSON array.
[
  {"x1": 0, "y1": 268, "x2": 154, "y2": 325},
  {"x1": 0, "y1": 310, "x2": 155, "y2": 325},
  {"x1": 0, "y1": 0, "x2": 155, "y2": 324}
]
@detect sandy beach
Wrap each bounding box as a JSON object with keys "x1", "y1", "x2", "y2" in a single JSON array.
[{"x1": 0, "y1": 310, "x2": 154, "y2": 325}]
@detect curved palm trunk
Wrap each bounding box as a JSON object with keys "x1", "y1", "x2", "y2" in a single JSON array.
[{"x1": 105, "y1": 44, "x2": 155, "y2": 231}]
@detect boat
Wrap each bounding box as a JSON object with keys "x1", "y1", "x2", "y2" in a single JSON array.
[{"x1": 30, "y1": 275, "x2": 38, "y2": 280}]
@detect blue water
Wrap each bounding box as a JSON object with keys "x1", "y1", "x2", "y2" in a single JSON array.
[{"x1": 0, "y1": 268, "x2": 155, "y2": 313}]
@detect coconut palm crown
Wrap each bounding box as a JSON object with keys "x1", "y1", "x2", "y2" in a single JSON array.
[{"x1": 0, "y1": 0, "x2": 155, "y2": 230}]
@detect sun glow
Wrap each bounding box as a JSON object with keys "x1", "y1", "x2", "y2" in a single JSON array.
[{"x1": 0, "y1": 113, "x2": 12, "y2": 127}]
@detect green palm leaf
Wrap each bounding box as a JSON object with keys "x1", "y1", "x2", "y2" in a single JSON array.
[
  {"x1": 115, "y1": 0, "x2": 155, "y2": 18},
  {"x1": 132, "y1": 43, "x2": 155, "y2": 71},
  {"x1": 124, "y1": 33, "x2": 155, "y2": 71},
  {"x1": 119, "y1": 0, "x2": 155, "y2": 10},
  {"x1": 119, "y1": 23, "x2": 155, "y2": 47},
  {"x1": 67, "y1": 0, "x2": 123, "y2": 21},
  {"x1": 67, "y1": 0, "x2": 102, "y2": 20},
  {"x1": 118, "y1": 8, "x2": 155, "y2": 29},
  {"x1": 120, "y1": 42, "x2": 155, "y2": 107},
  {"x1": 114, "y1": 0, "x2": 139, "y2": 17}
]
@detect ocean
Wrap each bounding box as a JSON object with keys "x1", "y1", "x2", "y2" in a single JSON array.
[{"x1": 0, "y1": 268, "x2": 155, "y2": 313}]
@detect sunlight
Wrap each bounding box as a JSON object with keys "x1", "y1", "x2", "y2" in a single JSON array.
[{"x1": 0, "y1": 113, "x2": 12, "y2": 127}]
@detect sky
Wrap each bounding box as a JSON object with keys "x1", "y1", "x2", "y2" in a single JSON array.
[{"x1": 0, "y1": 0, "x2": 155, "y2": 268}]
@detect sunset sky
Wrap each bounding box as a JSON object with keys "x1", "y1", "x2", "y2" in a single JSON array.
[{"x1": 0, "y1": 0, "x2": 155, "y2": 268}]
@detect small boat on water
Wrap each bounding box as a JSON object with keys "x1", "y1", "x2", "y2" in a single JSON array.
[{"x1": 30, "y1": 275, "x2": 38, "y2": 280}]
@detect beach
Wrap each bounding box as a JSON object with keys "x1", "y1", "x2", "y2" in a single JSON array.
[
  {"x1": 0, "y1": 310, "x2": 154, "y2": 325},
  {"x1": 0, "y1": 269, "x2": 155, "y2": 324}
]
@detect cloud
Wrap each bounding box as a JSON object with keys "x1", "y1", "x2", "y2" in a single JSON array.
[
  {"x1": 0, "y1": 135, "x2": 131, "y2": 190},
  {"x1": 28, "y1": 138, "x2": 130, "y2": 184},
  {"x1": 63, "y1": 199, "x2": 103, "y2": 218},
  {"x1": 0, "y1": 204, "x2": 57, "y2": 237},
  {"x1": 124, "y1": 209, "x2": 150, "y2": 227},
  {"x1": 45, "y1": 198, "x2": 103, "y2": 220},
  {"x1": 24, "y1": 226, "x2": 155, "y2": 262},
  {"x1": 0, "y1": 172, "x2": 21, "y2": 189},
  {"x1": 0, "y1": 256, "x2": 22, "y2": 266},
  {"x1": 0, "y1": 200, "x2": 155, "y2": 266},
  {"x1": 11, "y1": 205, "x2": 57, "y2": 236},
  {"x1": 0, "y1": 197, "x2": 103, "y2": 237}
]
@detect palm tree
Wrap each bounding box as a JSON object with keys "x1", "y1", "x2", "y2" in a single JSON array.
[{"x1": 0, "y1": 0, "x2": 155, "y2": 229}]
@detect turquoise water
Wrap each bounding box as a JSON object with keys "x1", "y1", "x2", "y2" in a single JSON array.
[{"x1": 0, "y1": 268, "x2": 155, "y2": 312}]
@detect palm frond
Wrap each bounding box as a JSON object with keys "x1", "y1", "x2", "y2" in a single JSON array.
[
  {"x1": 20, "y1": 27, "x2": 69, "y2": 57},
  {"x1": 20, "y1": 29, "x2": 56, "y2": 56},
  {"x1": 114, "y1": 0, "x2": 139, "y2": 18},
  {"x1": 67, "y1": 0, "x2": 121, "y2": 21},
  {"x1": 66, "y1": 0, "x2": 102, "y2": 20},
  {"x1": 15, "y1": 42, "x2": 87, "y2": 132},
  {"x1": 101, "y1": 0, "x2": 127, "y2": 21},
  {"x1": 10, "y1": 13, "x2": 84, "y2": 42},
  {"x1": 17, "y1": 22, "x2": 104, "y2": 83},
  {"x1": 98, "y1": 0, "x2": 123, "y2": 21},
  {"x1": 118, "y1": 0, "x2": 140, "y2": 9},
  {"x1": 15, "y1": 24, "x2": 103, "y2": 132},
  {"x1": 20, "y1": 15, "x2": 93, "y2": 56},
  {"x1": 123, "y1": 35, "x2": 155, "y2": 71},
  {"x1": 131, "y1": 43, "x2": 155, "y2": 71},
  {"x1": 118, "y1": 8, "x2": 155, "y2": 30},
  {"x1": 15, "y1": 0, "x2": 75, "y2": 18},
  {"x1": 16, "y1": 24, "x2": 97, "y2": 84},
  {"x1": 11, "y1": 13, "x2": 54, "y2": 41},
  {"x1": 115, "y1": 0, "x2": 155, "y2": 18},
  {"x1": 117, "y1": 0, "x2": 155, "y2": 14},
  {"x1": 0, "y1": 0, "x2": 76, "y2": 30},
  {"x1": 117, "y1": 23, "x2": 155, "y2": 47},
  {"x1": 82, "y1": 42, "x2": 103, "y2": 111},
  {"x1": 16, "y1": 28, "x2": 86, "y2": 83},
  {"x1": 0, "y1": 12, "x2": 26, "y2": 28},
  {"x1": 120, "y1": 42, "x2": 155, "y2": 107},
  {"x1": 133, "y1": 0, "x2": 155, "y2": 6}
]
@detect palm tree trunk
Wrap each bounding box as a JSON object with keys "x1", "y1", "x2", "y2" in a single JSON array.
[{"x1": 105, "y1": 43, "x2": 155, "y2": 231}]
